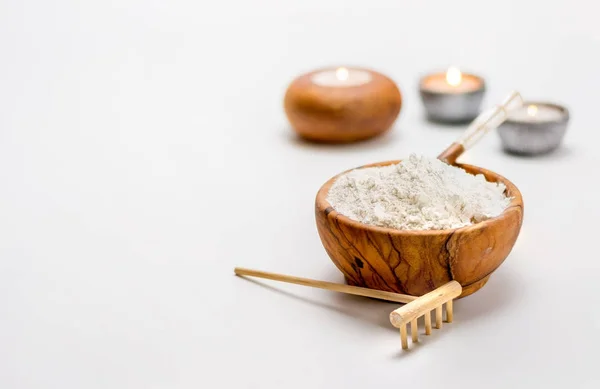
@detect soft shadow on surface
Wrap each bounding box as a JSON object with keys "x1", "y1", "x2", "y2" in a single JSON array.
[
  {"x1": 387, "y1": 324, "x2": 456, "y2": 359},
  {"x1": 283, "y1": 127, "x2": 400, "y2": 152},
  {"x1": 424, "y1": 115, "x2": 473, "y2": 127},
  {"x1": 454, "y1": 267, "x2": 523, "y2": 323},
  {"x1": 238, "y1": 276, "x2": 399, "y2": 332},
  {"x1": 237, "y1": 263, "x2": 522, "y2": 356},
  {"x1": 387, "y1": 267, "x2": 523, "y2": 358}
]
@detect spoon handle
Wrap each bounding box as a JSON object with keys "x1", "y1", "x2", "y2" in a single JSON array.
[{"x1": 438, "y1": 90, "x2": 523, "y2": 165}]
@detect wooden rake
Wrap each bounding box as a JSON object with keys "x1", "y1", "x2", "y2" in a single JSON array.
[{"x1": 234, "y1": 267, "x2": 461, "y2": 350}]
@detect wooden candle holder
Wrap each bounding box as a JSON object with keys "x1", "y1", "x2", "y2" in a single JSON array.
[{"x1": 284, "y1": 68, "x2": 402, "y2": 143}]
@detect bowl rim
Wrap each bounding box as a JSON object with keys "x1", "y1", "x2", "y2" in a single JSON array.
[{"x1": 316, "y1": 159, "x2": 524, "y2": 236}]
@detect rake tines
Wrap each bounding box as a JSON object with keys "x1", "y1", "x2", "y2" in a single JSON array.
[
  {"x1": 389, "y1": 281, "x2": 461, "y2": 349},
  {"x1": 234, "y1": 267, "x2": 462, "y2": 351}
]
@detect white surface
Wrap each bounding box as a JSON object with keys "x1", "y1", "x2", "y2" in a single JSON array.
[{"x1": 0, "y1": 1, "x2": 599, "y2": 388}]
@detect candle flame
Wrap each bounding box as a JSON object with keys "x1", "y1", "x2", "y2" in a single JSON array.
[
  {"x1": 446, "y1": 67, "x2": 462, "y2": 87},
  {"x1": 527, "y1": 105, "x2": 538, "y2": 116},
  {"x1": 335, "y1": 67, "x2": 349, "y2": 81}
]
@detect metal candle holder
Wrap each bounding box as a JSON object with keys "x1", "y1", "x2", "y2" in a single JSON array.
[
  {"x1": 419, "y1": 69, "x2": 486, "y2": 123},
  {"x1": 497, "y1": 102, "x2": 570, "y2": 155}
]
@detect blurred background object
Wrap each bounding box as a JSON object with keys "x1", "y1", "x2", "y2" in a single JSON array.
[
  {"x1": 419, "y1": 67, "x2": 486, "y2": 123},
  {"x1": 284, "y1": 67, "x2": 402, "y2": 143},
  {"x1": 497, "y1": 102, "x2": 570, "y2": 155}
]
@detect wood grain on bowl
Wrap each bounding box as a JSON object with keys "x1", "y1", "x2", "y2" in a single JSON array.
[{"x1": 315, "y1": 160, "x2": 524, "y2": 298}]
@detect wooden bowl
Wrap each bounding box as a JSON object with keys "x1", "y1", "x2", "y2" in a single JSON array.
[
  {"x1": 284, "y1": 68, "x2": 402, "y2": 143},
  {"x1": 315, "y1": 160, "x2": 524, "y2": 298}
]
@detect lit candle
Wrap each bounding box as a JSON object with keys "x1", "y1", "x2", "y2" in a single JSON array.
[
  {"x1": 420, "y1": 67, "x2": 484, "y2": 94},
  {"x1": 311, "y1": 67, "x2": 373, "y2": 87},
  {"x1": 507, "y1": 104, "x2": 565, "y2": 122},
  {"x1": 497, "y1": 102, "x2": 570, "y2": 155},
  {"x1": 419, "y1": 67, "x2": 486, "y2": 123},
  {"x1": 284, "y1": 67, "x2": 402, "y2": 143}
]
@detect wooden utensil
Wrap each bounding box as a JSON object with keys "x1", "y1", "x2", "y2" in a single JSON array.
[
  {"x1": 389, "y1": 280, "x2": 461, "y2": 349},
  {"x1": 234, "y1": 267, "x2": 461, "y2": 350}
]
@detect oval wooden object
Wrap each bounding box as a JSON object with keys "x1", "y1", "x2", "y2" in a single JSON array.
[
  {"x1": 284, "y1": 68, "x2": 402, "y2": 143},
  {"x1": 314, "y1": 160, "x2": 524, "y2": 298}
]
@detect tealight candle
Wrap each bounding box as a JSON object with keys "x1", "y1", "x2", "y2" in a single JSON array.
[
  {"x1": 419, "y1": 67, "x2": 486, "y2": 123},
  {"x1": 507, "y1": 104, "x2": 564, "y2": 122},
  {"x1": 311, "y1": 67, "x2": 373, "y2": 87},
  {"x1": 284, "y1": 67, "x2": 402, "y2": 143},
  {"x1": 497, "y1": 102, "x2": 570, "y2": 155}
]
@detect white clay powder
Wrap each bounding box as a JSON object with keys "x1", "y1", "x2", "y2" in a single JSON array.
[{"x1": 327, "y1": 154, "x2": 511, "y2": 231}]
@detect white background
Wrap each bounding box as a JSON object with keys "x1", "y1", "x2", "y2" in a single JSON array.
[{"x1": 1, "y1": 0, "x2": 599, "y2": 388}]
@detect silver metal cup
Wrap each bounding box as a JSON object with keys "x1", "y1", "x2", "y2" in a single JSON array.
[
  {"x1": 419, "y1": 77, "x2": 486, "y2": 123},
  {"x1": 497, "y1": 103, "x2": 570, "y2": 155}
]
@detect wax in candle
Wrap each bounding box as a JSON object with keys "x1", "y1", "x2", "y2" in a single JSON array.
[
  {"x1": 421, "y1": 70, "x2": 483, "y2": 94},
  {"x1": 508, "y1": 104, "x2": 565, "y2": 122},
  {"x1": 311, "y1": 67, "x2": 373, "y2": 87}
]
